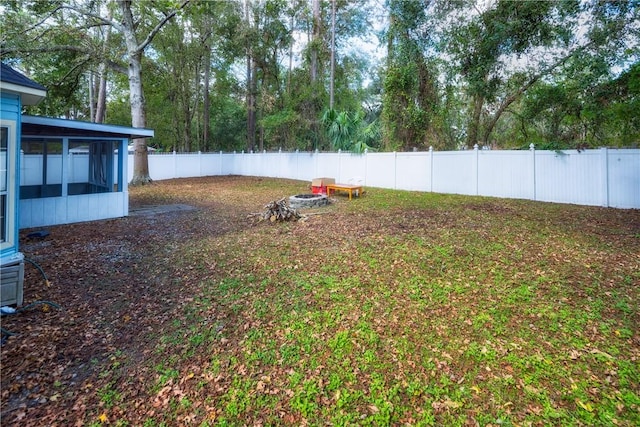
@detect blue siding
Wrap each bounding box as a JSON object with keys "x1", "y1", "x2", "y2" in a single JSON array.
[
  {"x1": 1, "y1": 92, "x2": 22, "y2": 260},
  {"x1": 1, "y1": 92, "x2": 21, "y2": 117}
]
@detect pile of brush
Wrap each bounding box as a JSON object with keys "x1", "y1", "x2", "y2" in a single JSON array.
[{"x1": 248, "y1": 198, "x2": 301, "y2": 222}]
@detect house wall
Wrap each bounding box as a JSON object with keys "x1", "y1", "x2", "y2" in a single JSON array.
[
  {"x1": 1, "y1": 92, "x2": 21, "y2": 260},
  {"x1": 20, "y1": 192, "x2": 127, "y2": 228}
]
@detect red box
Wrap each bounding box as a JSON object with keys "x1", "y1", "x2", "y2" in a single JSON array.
[{"x1": 311, "y1": 177, "x2": 335, "y2": 195}]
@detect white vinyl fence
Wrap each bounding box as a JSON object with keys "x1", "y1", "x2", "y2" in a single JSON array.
[{"x1": 127, "y1": 146, "x2": 640, "y2": 209}]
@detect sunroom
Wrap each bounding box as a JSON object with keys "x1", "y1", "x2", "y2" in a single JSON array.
[{"x1": 19, "y1": 116, "x2": 154, "y2": 229}]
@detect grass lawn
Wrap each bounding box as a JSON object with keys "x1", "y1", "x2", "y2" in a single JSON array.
[{"x1": 2, "y1": 176, "x2": 638, "y2": 426}]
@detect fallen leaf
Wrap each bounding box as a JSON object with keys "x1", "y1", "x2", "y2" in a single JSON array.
[
  {"x1": 576, "y1": 399, "x2": 594, "y2": 412},
  {"x1": 432, "y1": 399, "x2": 462, "y2": 410}
]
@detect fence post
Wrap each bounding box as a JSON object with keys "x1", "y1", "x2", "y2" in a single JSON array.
[
  {"x1": 394, "y1": 151, "x2": 398, "y2": 189},
  {"x1": 473, "y1": 144, "x2": 479, "y2": 195},
  {"x1": 198, "y1": 151, "x2": 202, "y2": 178},
  {"x1": 529, "y1": 143, "x2": 536, "y2": 201},
  {"x1": 429, "y1": 146, "x2": 434, "y2": 193},
  {"x1": 601, "y1": 147, "x2": 609, "y2": 207},
  {"x1": 364, "y1": 148, "x2": 368, "y2": 187},
  {"x1": 173, "y1": 150, "x2": 177, "y2": 179}
]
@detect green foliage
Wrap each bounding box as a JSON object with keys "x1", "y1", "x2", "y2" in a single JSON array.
[
  {"x1": 321, "y1": 108, "x2": 379, "y2": 152},
  {"x1": 1, "y1": 0, "x2": 637, "y2": 151},
  {"x1": 513, "y1": 59, "x2": 640, "y2": 149},
  {"x1": 381, "y1": 0, "x2": 440, "y2": 151},
  {"x1": 259, "y1": 109, "x2": 300, "y2": 150},
  {"x1": 382, "y1": 60, "x2": 436, "y2": 150}
]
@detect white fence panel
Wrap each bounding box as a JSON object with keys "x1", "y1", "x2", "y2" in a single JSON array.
[
  {"x1": 478, "y1": 150, "x2": 534, "y2": 200},
  {"x1": 200, "y1": 153, "x2": 222, "y2": 176},
  {"x1": 240, "y1": 153, "x2": 258, "y2": 177},
  {"x1": 396, "y1": 152, "x2": 431, "y2": 191},
  {"x1": 175, "y1": 154, "x2": 200, "y2": 178},
  {"x1": 47, "y1": 154, "x2": 63, "y2": 184},
  {"x1": 22, "y1": 154, "x2": 96, "y2": 185},
  {"x1": 365, "y1": 153, "x2": 396, "y2": 188},
  {"x1": 20, "y1": 155, "x2": 44, "y2": 185},
  {"x1": 68, "y1": 155, "x2": 88, "y2": 183},
  {"x1": 218, "y1": 153, "x2": 234, "y2": 175},
  {"x1": 292, "y1": 152, "x2": 317, "y2": 181},
  {"x1": 338, "y1": 153, "x2": 367, "y2": 185},
  {"x1": 534, "y1": 150, "x2": 604, "y2": 206},
  {"x1": 145, "y1": 154, "x2": 176, "y2": 181},
  {"x1": 432, "y1": 151, "x2": 476, "y2": 195},
  {"x1": 606, "y1": 149, "x2": 640, "y2": 209},
  {"x1": 261, "y1": 153, "x2": 280, "y2": 177},
  {"x1": 315, "y1": 152, "x2": 342, "y2": 183},
  {"x1": 277, "y1": 152, "x2": 298, "y2": 179}
]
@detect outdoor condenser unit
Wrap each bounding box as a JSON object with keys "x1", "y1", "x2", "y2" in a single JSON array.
[{"x1": 1, "y1": 253, "x2": 25, "y2": 307}]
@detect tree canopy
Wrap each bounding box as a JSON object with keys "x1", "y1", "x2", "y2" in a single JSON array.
[{"x1": 1, "y1": 0, "x2": 638, "y2": 158}]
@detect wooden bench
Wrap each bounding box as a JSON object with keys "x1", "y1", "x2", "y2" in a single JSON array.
[{"x1": 326, "y1": 183, "x2": 363, "y2": 200}]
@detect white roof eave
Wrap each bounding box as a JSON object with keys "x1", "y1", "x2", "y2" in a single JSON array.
[
  {"x1": 21, "y1": 115, "x2": 154, "y2": 139},
  {"x1": 0, "y1": 82, "x2": 47, "y2": 105}
]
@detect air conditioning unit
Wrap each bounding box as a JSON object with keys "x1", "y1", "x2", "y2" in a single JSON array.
[{"x1": 1, "y1": 253, "x2": 24, "y2": 307}]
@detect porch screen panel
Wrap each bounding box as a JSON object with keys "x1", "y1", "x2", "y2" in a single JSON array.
[
  {"x1": 20, "y1": 138, "x2": 63, "y2": 199},
  {"x1": 68, "y1": 140, "x2": 114, "y2": 195}
]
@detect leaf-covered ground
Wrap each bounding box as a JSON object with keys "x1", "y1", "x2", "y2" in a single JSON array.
[{"x1": 1, "y1": 176, "x2": 639, "y2": 426}]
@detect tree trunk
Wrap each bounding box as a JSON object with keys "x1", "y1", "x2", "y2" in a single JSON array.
[
  {"x1": 288, "y1": 11, "x2": 294, "y2": 95},
  {"x1": 88, "y1": 72, "x2": 95, "y2": 121},
  {"x1": 95, "y1": 13, "x2": 112, "y2": 124},
  {"x1": 466, "y1": 95, "x2": 483, "y2": 148},
  {"x1": 119, "y1": 0, "x2": 189, "y2": 184},
  {"x1": 183, "y1": 102, "x2": 192, "y2": 152},
  {"x1": 203, "y1": 40, "x2": 211, "y2": 151},
  {"x1": 329, "y1": 0, "x2": 335, "y2": 109},
  {"x1": 247, "y1": 55, "x2": 257, "y2": 152},
  {"x1": 245, "y1": 0, "x2": 256, "y2": 152},
  {"x1": 127, "y1": 51, "x2": 151, "y2": 184},
  {"x1": 310, "y1": 0, "x2": 320, "y2": 84},
  {"x1": 120, "y1": 0, "x2": 151, "y2": 185},
  {"x1": 94, "y1": 65, "x2": 108, "y2": 123}
]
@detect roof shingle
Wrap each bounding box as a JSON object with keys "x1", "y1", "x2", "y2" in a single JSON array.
[{"x1": 1, "y1": 62, "x2": 47, "y2": 91}]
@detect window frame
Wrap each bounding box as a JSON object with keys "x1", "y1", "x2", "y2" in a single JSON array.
[{"x1": 1, "y1": 119, "x2": 17, "y2": 251}]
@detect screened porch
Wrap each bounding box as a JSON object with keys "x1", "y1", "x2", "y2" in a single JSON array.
[{"x1": 19, "y1": 116, "x2": 153, "y2": 228}]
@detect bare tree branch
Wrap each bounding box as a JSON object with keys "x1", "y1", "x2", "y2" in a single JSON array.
[
  {"x1": 61, "y1": 4, "x2": 123, "y2": 33},
  {"x1": 55, "y1": 55, "x2": 92, "y2": 83},
  {"x1": 1, "y1": 45, "x2": 127, "y2": 75},
  {"x1": 19, "y1": 5, "x2": 65, "y2": 36},
  {"x1": 137, "y1": 0, "x2": 190, "y2": 52}
]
